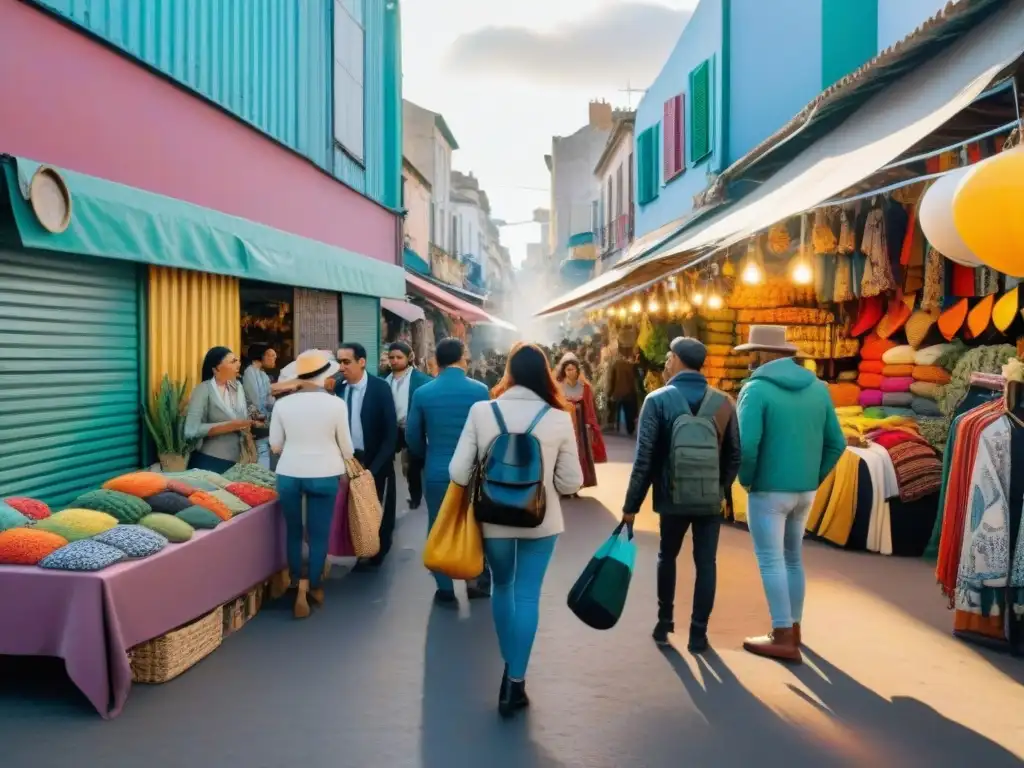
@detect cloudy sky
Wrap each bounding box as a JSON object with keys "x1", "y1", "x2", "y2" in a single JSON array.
[{"x1": 401, "y1": 0, "x2": 697, "y2": 266}]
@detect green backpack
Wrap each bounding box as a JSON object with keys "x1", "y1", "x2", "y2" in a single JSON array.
[{"x1": 667, "y1": 387, "x2": 724, "y2": 512}]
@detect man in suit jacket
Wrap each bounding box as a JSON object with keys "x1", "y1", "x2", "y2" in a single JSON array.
[
  {"x1": 385, "y1": 341, "x2": 432, "y2": 510},
  {"x1": 406, "y1": 337, "x2": 490, "y2": 604},
  {"x1": 329, "y1": 341, "x2": 399, "y2": 568}
]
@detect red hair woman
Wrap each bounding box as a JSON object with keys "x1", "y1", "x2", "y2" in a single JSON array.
[{"x1": 555, "y1": 352, "x2": 607, "y2": 490}]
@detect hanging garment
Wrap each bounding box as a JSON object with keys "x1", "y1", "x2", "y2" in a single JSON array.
[
  {"x1": 921, "y1": 246, "x2": 946, "y2": 312},
  {"x1": 850, "y1": 446, "x2": 893, "y2": 555},
  {"x1": 808, "y1": 451, "x2": 860, "y2": 547},
  {"x1": 860, "y1": 208, "x2": 897, "y2": 297}
]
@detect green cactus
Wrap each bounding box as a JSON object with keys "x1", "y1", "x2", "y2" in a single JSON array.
[{"x1": 142, "y1": 375, "x2": 198, "y2": 457}]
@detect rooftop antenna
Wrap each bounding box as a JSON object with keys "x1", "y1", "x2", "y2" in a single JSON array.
[{"x1": 619, "y1": 80, "x2": 647, "y2": 109}]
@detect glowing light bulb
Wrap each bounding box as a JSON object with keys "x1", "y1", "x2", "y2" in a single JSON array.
[
  {"x1": 707, "y1": 294, "x2": 724, "y2": 310},
  {"x1": 667, "y1": 300, "x2": 679, "y2": 314},
  {"x1": 792, "y1": 262, "x2": 813, "y2": 285},
  {"x1": 648, "y1": 299, "x2": 659, "y2": 313},
  {"x1": 692, "y1": 292, "x2": 705, "y2": 307},
  {"x1": 741, "y1": 262, "x2": 764, "y2": 285},
  {"x1": 617, "y1": 307, "x2": 627, "y2": 319},
  {"x1": 630, "y1": 299, "x2": 642, "y2": 314},
  {"x1": 606, "y1": 307, "x2": 616, "y2": 317}
]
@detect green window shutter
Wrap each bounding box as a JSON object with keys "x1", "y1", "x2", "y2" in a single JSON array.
[
  {"x1": 340, "y1": 294, "x2": 381, "y2": 374},
  {"x1": 637, "y1": 126, "x2": 661, "y2": 206},
  {"x1": 689, "y1": 60, "x2": 711, "y2": 163},
  {"x1": 0, "y1": 250, "x2": 142, "y2": 508}
]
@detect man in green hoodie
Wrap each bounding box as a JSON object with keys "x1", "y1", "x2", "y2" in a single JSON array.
[{"x1": 734, "y1": 326, "x2": 846, "y2": 663}]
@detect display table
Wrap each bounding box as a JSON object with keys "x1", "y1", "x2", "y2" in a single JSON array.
[{"x1": 0, "y1": 501, "x2": 285, "y2": 719}]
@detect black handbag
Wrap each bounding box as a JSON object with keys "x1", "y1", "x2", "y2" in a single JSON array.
[{"x1": 473, "y1": 403, "x2": 549, "y2": 528}]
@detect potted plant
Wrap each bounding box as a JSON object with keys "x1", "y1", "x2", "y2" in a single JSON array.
[{"x1": 143, "y1": 375, "x2": 197, "y2": 472}]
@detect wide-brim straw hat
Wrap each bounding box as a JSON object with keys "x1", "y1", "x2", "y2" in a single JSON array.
[
  {"x1": 733, "y1": 324, "x2": 799, "y2": 354},
  {"x1": 279, "y1": 349, "x2": 339, "y2": 384}
]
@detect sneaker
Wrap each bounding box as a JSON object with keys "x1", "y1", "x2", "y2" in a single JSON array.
[
  {"x1": 433, "y1": 589, "x2": 457, "y2": 606},
  {"x1": 687, "y1": 627, "x2": 709, "y2": 654},
  {"x1": 652, "y1": 620, "x2": 674, "y2": 646}
]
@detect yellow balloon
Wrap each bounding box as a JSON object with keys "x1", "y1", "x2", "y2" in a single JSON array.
[{"x1": 953, "y1": 146, "x2": 1024, "y2": 278}]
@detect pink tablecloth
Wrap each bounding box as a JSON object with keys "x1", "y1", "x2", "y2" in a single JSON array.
[{"x1": 0, "y1": 501, "x2": 285, "y2": 718}]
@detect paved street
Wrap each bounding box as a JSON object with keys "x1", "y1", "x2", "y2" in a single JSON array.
[{"x1": 1, "y1": 437, "x2": 1023, "y2": 767}]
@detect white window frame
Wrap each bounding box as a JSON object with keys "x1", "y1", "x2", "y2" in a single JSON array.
[{"x1": 333, "y1": 0, "x2": 365, "y2": 163}]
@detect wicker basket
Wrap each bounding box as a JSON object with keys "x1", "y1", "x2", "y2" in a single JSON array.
[
  {"x1": 128, "y1": 608, "x2": 223, "y2": 684},
  {"x1": 222, "y1": 582, "x2": 266, "y2": 637}
]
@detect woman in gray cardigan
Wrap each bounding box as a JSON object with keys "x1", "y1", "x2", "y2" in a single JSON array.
[{"x1": 185, "y1": 346, "x2": 256, "y2": 473}]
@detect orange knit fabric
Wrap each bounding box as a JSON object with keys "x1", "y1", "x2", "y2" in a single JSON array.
[
  {"x1": 103, "y1": 472, "x2": 169, "y2": 499},
  {"x1": 882, "y1": 364, "x2": 915, "y2": 377},
  {"x1": 857, "y1": 373, "x2": 883, "y2": 389},
  {"x1": 225, "y1": 482, "x2": 278, "y2": 507},
  {"x1": 912, "y1": 366, "x2": 952, "y2": 385},
  {"x1": 828, "y1": 383, "x2": 862, "y2": 408},
  {"x1": 860, "y1": 334, "x2": 898, "y2": 361},
  {"x1": 0, "y1": 528, "x2": 68, "y2": 565},
  {"x1": 858, "y1": 360, "x2": 884, "y2": 374},
  {"x1": 188, "y1": 491, "x2": 233, "y2": 521}
]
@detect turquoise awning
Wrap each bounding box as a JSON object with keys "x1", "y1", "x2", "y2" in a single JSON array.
[
  {"x1": 1, "y1": 156, "x2": 406, "y2": 299},
  {"x1": 403, "y1": 246, "x2": 431, "y2": 275},
  {"x1": 567, "y1": 231, "x2": 595, "y2": 248}
]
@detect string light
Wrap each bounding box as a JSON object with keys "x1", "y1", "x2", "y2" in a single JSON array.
[
  {"x1": 647, "y1": 298, "x2": 659, "y2": 313},
  {"x1": 605, "y1": 307, "x2": 616, "y2": 317},
  {"x1": 630, "y1": 299, "x2": 642, "y2": 314},
  {"x1": 707, "y1": 293, "x2": 724, "y2": 310},
  {"x1": 667, "y1": 300, "x2": 679, "y2": 314},
  {"x1": 691, "y1": 289, "x2": 705, "y2": 306},
  {"x1": 617, "y1": 306, "x2": 627, "y2": 319},
  {"x1": 741, "y1": 260, "x2": 764, "y2": 285}
]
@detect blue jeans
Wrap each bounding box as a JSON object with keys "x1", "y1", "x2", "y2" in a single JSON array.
[
  {"x1": 484, "y1": 535, "x2": 558, "y2": 680},
  {"x1": 277, "y1": 475, "x2": 341, "y2": 590},
  {"x1": 256, "y1": 439, "x2": 271, "y2": 469},
  {"x1": 425, "y1": 481, "x2": 454, "y2": 594},
  {"x1": 746, "y1": 492, "x2": 815, "y2": 629}
]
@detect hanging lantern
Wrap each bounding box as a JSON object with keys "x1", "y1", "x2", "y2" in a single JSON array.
[
  {"x1": 919, "y1": 166, "x2": 982, "y2": 267},
  {"x1": 630, "y1": 298, "x2": 642, "y2": 314},
  {"x1": 617, "y1": 306, "x2": 627, "y2": 319},
  {"x1": 667, "y1": 298, "x2": 679, "y2": 315},
  {"x1": 953, "y1": 146, "x2": 1024, "y2": 277},
  {"x1": 740, "y1": 240, "x2": 765, "y2": 285},
  {"x1": 647, "y1": 295, "x2": 660, "y2": 314},
  {"x1": 691, "y1": 273, "x2": 707, "y2": 306}
]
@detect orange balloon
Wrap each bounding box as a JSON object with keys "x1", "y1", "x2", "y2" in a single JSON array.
[{"x1": 953, "y1": 146, "x2": 1024, "y2": 278}]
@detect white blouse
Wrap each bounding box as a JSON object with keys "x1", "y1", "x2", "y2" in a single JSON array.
[{"x1": 269, "y1": 391, "x2": 354, "y2": 478}]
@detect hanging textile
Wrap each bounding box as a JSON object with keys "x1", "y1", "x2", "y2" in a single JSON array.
[{"x1": 860, "y1": 206, "x2": 897, "y2": 297}]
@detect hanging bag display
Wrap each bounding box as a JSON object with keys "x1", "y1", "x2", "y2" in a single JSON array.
[
  {"x1": 423, "y1": 481, "x2": 484, "y2": 580},
  {"x1": 567, "y1": 522, "x2": 637, "y2": 630},
  {"x1": 345, "y1": 458, "x2": 382, "y2": 558},
  {"x1": 473, "y1": 403, "x2": 550, "y2": 528}
]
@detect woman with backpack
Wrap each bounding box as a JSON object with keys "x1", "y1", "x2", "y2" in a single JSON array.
[{"x1": 449, "y1": 342, "x2": 584, "y2": 717}]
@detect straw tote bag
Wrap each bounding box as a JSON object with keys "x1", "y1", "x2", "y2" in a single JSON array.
[{"x1": 345, "y1": 458, "x2": 382, "y2": 558}]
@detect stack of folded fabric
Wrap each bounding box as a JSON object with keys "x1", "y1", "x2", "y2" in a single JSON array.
[
  {"x1": 880, "y1": 344, "x2": 916, "y2": 416},
  {"x1": 909, "y1": 343, "x2": 953, "y2": 418},
  {"x1": 697, "y1": 309, "x2": 747, "y2": 393},
  {"x1": 857, "y1": 333, "x2": 898, "y2": 408}
]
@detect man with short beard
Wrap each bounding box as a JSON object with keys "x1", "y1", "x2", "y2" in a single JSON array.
[{"x1": 386, "y1": 342, "x2": 432, "y2": 510}]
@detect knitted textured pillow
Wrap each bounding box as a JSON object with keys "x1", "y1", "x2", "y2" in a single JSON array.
[
  {"x1": 139, "y1": 513, "x2": 194, "y2": 543},
  {"x1": 912, "y1": 397, "x2": 943, "y2": 417},
  {"x1": 170, "y1": 470, "x2": 232, "y2": 489},
  {"x1": 93, "y1": 525, "x2": 169, "y2": 558},
  {"x1": 910, "y1": 381, "x2": 943, "y2": 400},
  {"x1": 166, "y1": 479, "x2": 199, "y2": 497},
  {"x1": 858, "y1": 360, "x2": 884, "y2": 374},
  {"x1": 881, "y1": 376, "x2": 914, "y2": 393},
  {"x1": 144, "y1": 491, "x2": 194, "y2": 515},
  {"x1": 0, "y1": 501, "x2": 30, "y2": 532},
  {"x1": 882, "y1": 392, "x2": 913, "y2": 408},
  {"x1": 35, "y1": 509, "x2": 118, "y2": 541},
  {"x1": 103, "y1": 472, "x2": 169, "y2": 499},
  {"x1": 71, "y1": 489, "x2": 151, "y2": 523},
  {"x1": 39, "y1": 540, "x2": 126, "y2": 571},
  {"x1": 188, "y1": 491, "x2": 234, "y2": 521},
  {"x1": 222, "y1": 464, "x2": 277, "y2": 489},
  {"x1": 3, "y1": 497, "x2": 51, "y2": 521},
  {"x1": 209, "y1": 489, "x2": 251, "y2": 516},
  {"x1": 859, "y1": 389, "x2": 884, "y2": 407},
  {"x1": 914, "y1": 344, "x2": 952, "y2": 366},
  {"x1": 225, "y1": 482, "x2": 278, "y2": 508},
  {"x1": 0, "y1": 528, "x2": 68, "y2": 565},
  {"x1": 912, "y1": 365, "x2": 952, "y2": 385},
  {"x1": 881, "y1": 345, "x2": 916, "y2": 365},
  {"x1": 882, "y1": 364, "x2": 915, "y2": 378},
  {"x1": 175, "y1": 506, "x2": 223, "y2": 530}
]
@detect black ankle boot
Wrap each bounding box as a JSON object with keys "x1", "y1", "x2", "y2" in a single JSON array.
[{"x1": 499, "y1": 678, "x2": 529, "y2": 718}]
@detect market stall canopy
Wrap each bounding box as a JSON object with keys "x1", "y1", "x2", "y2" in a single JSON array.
[
  {"x1": 535, "y1": 1, "x2": 1024, "y2": 317},
  {"x1": 0, "y1": 156, "x2": 407, "y2": 299},
  {"x1": 381, "y1": 298, "x2": 425, "y2": 323},
  {"x1": 405, "y1": 272, "x2": 517, "y2": 330}
]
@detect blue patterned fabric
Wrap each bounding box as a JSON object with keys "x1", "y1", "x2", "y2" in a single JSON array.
[
  {"x1": 0, "y1": 501, "x2": 29, "y2": 532},
  {"x1": 93, "y1": 525, "x2": 169, "y2": 558},
  {"x1": 39, "y1": 540, "x2": 126, "y2": 571}
]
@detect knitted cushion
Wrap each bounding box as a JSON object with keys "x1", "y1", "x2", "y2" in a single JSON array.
[
  {"x1": 35, "y1": 509, "x2": 118, "y2": 541},
  {"x1": 71, "y1": 489, "x2": 151, "y2": 523},
  {"x1": 882, "y1": 392, "x2": 913, "y2": 408},
  {"x1": 39, "y1": 540, "x2": 126, "y2": 571},
  {"x1": 103, "y1": 472, "x2": 169, "y2": 499},
  {"x1": 221, "y1": 464, "x2": 276, "y2": 489},
  {"x1": 225, "y1": 482, "x2": 278, "y2": 508},
  {"x1": 139, "y1": 513, "x2": 194, "y2": 543},
  {"x1": 912, "y1": 365, "x2": 952, "y2": 385},
  {"x1": 93, "y1": 525, "x2": 169, "y2": 558},
  {"x1": 834, "y1": 405, "x2": 864, "y2": 417},
  {"x1": 914, "y1": 344, "x2": 952, "y2": 366},
  {"x1": 881, "y1": 345, "x2": 916, "y2": 365},
  {"x1": 3, "y1": 497, "x2": 51, "y2": 521},
  {"x1": 188, "y1": 491, "x2": 234, "y2": 521},
  {"x1": 0, "y1": 528, "x2": 68, "y2": 565},
  {"x1": 857, "y1": 373, "x2": 883, "y2": 389},
  {"x1": 860, "y1": 334, "x2": 898, "y2": 361},
  {"x1": 881, "y1": 407, "x2": 917, "y2": 419},
  {"x1": 209, "y1": 489, "x2": 251, "y2": 516},
  {"x1": 882, "y1": 364, "x2": 915, "y2": 378},
  {"x1": 828, "y1": 383, "x2": 861, "y2": 408},
  {"x1": 859, "y1": 389, "x2": 884, "y2": 407},
  {"x1": 170, "y1": 470, "x2": 232, "y2": 489},
  {"x1": 175, "y1": 506, "x2": 223, "y2": 530},
  {"x1": 166, "y1": 479, "x2": 200, "y2": 497},
  {"x1": 881, "y1": 376, "x2": 914, "y2": 393},
  {"x1": 911, "y1": 397, "x2": 943, "y2": 417},
  {"x1": 910, "y1": 381, "x2": 943, "y2": 400},
  {"x1": 144, "y1": 491, "x2": 194, "y2": 515},
  {"x1": 0, "y1": 501, "x2": 30, "y2": 532},
  {"x1": 858, "y1": 360, "x2": 884, "y2": 374}
]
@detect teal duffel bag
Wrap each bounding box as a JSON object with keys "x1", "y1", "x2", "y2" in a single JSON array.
[{"x1": 567, "y1": 522, "x2": 636, "y2": 630}]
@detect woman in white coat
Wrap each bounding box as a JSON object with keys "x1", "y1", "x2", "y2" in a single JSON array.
[{"x1": 449, "y1": 342, "x2": 583, "y2": 717}]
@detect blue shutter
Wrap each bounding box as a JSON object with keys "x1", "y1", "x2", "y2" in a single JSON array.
[
  {"x1": 340, "y1": 294, "x2": 381, "y2": 374},
  {"x1": 689, "y1": 60, "x2": 712, "y2": 163},
  {"x1": 0, "y1": 250, "x2": 142, "y2": 507}
]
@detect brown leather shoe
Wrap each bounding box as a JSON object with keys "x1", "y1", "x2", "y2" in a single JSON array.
[
  {"x1": 294, "y1": 579, "x2": 311, "y2": 619},
  {"x1": 793, "y1": 622, "x2": 801, "y2": 646},
  {"x1": 743, "y1": 627, "x2": 802, "y2": 662}
]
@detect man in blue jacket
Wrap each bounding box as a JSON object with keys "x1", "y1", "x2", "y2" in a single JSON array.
[
  {"x1": 622, "y1": 337, "x2": 741, "y2": 653},
  {"x1": 406, "y1": 337, "x2": 491, "y2": 605}
]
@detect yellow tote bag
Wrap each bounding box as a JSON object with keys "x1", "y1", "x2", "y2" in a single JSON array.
[{"x1": 423, "y1": 482, "x2": 484, "y2": 580}]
